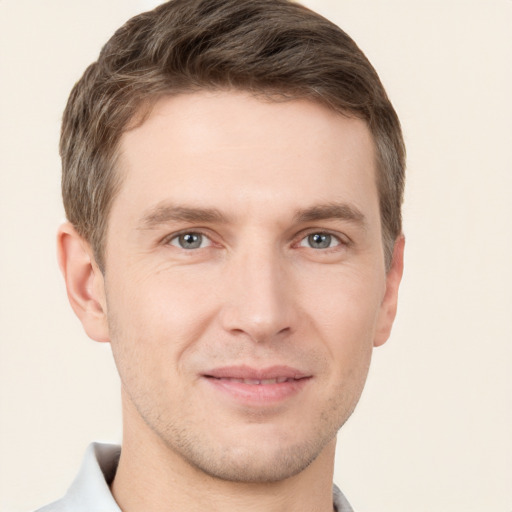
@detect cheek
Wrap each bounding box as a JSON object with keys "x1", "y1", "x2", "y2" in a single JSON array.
[
  {"x1": 303, "y1": 264, "x2": 385, "y2": 339},
  {"x1": 300, "y1": 265, "x2": 383, "y2": 393},
  {"x1": 105, "y1": 268, "x2": 220, "y2": 366}
]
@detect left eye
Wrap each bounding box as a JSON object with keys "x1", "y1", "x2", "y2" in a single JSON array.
[
  {"x1": 299, "y1": 232, "x2": 341, "y2": 249},
  {"x1": 168, "y1": 232, "x2": 211, "y2": 250}
]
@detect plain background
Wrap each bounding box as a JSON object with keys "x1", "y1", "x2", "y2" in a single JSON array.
[{"x1": 1, "y1": 1, "x2": 511, "y2": 511}]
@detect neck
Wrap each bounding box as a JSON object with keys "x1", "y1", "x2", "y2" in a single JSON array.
[{"x1": 112, "y1": 399, "x2": 337, "y2": 512}]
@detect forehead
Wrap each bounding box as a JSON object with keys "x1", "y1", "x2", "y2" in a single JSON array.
[{"x1": 113, "y1": 91, "x2": 378, "y2": 225}]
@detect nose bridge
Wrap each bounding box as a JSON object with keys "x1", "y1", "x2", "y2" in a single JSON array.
[{"x1": 220, "y1": 238, "x2": 295, "y2": 342}]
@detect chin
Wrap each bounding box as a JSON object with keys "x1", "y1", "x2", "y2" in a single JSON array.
[
  {"x1": 190, "y1": 445, "x2": 319, "y2": 483},
  {"x1": 161, "y1": 424, "x2": 337, "y2": 484}
]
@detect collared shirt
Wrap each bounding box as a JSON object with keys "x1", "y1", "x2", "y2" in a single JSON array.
[{"x1": 35, "y1": 443, "x2": 354, "y2": 512}]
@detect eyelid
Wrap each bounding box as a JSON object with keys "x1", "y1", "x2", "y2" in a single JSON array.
[
  {"x1": 162, "y1": 229, "x2": 215, "y2": 248},
  {"x1": 159, "y1": 227, "x2": 350, "y2": 251},
  {"x1": 295, "y1": 228, "x2": 351, "y2": 248}
]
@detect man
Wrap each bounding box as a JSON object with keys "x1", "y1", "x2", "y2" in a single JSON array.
[{"x1": 39, "y1": 0, "x2": 405, "y2": 510}]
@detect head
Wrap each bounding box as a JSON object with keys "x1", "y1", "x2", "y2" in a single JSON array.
[
  {"x1": 61, "y1": 0, "x2": 405, "y2": 272},
  {"x1": 58, "y1": 0, "x2": 405, "y2": 486}
]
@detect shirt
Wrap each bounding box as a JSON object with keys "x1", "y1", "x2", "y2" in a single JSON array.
[{"x1": 35, "y1": 443, "x2": 354, "y2": 512}]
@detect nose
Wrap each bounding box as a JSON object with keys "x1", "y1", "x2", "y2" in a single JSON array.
[{"x1": 219, "y1": 245, "x2": 297, "y2": 343}]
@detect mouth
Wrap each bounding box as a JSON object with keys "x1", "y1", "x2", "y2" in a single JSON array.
[
  {"x1": 206, "y1": 376, "x2": 300, "y2": 385},
  {"x1": 201, "y1": 365, "x2": 311, "y2": 404}
]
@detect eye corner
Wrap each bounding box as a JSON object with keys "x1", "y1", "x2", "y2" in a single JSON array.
[
  {"x1": 296, "y1": 231, "x2": 349, "y2": 251},
  {"x1": 164, "y1": 231, "x2": 214, "y2": 250}
]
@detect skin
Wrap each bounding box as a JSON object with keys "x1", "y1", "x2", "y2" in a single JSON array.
[{"x1": 58, "y1": 91, "x2": 404, "y2": 512}]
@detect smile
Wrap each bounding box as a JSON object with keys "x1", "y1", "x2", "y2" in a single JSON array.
[{"x1": 202, "y1": 365, "x2": 311, "y2": 405}]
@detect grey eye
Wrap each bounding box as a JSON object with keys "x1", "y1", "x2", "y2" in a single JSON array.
[
  {"x1": 172, "y1": 233, "x2": 204, "y2": 249},
  {"x1": 299, "y1": 232, "x2": 340, "y2": 249},
  {"x1": 308, "y1": 233, "x2": 332, "y2": 249}
]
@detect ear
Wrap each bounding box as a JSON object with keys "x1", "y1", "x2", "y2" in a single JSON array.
[
  {"x1": 57, "y1": 222, "x2": 110, "y2": 343},
  {"x1": 374, "y1": 235, "x2": 405, "y2": 347}
]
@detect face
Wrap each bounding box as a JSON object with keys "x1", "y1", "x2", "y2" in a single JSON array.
[{"x1": 85, "y1": 91, "x2": 402, "y2": 483}]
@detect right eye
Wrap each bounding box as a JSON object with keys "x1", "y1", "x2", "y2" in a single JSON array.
[{"x1": 168, "y1": 232, "x2": 212, "y2": 250}]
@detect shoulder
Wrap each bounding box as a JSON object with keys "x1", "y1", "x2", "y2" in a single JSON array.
[
  {"x1": 333, "y1": 483, "x2": 355, "y2": 512},
  {"x1": 31, "y1": 443, "x2": 122, "y2": 512},
  {"x1": 33, "y1": 501, "x2": 67, "y2": 512}
]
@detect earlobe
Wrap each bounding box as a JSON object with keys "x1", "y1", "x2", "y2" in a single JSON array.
[
  {"x1": 374, "y1": 235, "x2": 405, "y2": 347},
  {"x1": 57, "y1": 222, "x2": 110, "y2": 343}
]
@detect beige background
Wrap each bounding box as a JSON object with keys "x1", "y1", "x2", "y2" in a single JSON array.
[{"x1": 1, "y1": 1, "x2": 511, "y2": 511}]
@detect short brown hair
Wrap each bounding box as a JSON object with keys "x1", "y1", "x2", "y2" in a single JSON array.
[{"x1": 61, "y1": 0, "x2": 405, "y2": 270}]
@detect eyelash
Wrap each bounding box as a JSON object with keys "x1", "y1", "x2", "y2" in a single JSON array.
[
  {"x1": 295, "y1": 230, "x2": 350, "y2": 251},
  {"x1": 163, "y1": 230, "x2": 214, "y2": 250},
  {"x1": 163, "y1": 229, "x2": 349, "y2": 252}
]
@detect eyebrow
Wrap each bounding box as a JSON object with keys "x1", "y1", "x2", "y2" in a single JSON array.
[
  {"x1": 138, "y1": 203, "x2": 230, "y2": 229},
  {"x1": 294, "y1": 202, "x2": 367, "y2": 227},
  {"x1": 138, "y1": 201, "x2": 366, "y2": 230}
]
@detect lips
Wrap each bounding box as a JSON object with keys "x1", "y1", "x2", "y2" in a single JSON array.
[
  {"x1": 203, "y1": 365, "x2": 309, "y2": 382},
  {"x1": 202, "y1": 365, "x2": 311, "y2": 404},
  {"x1": 210, "y1": 376, "x2": 294, "y2": 385}
]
